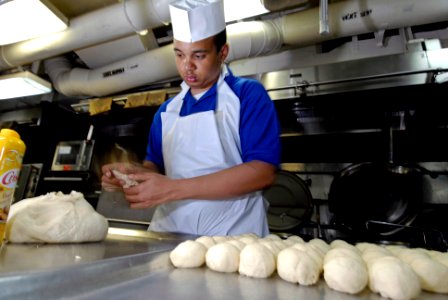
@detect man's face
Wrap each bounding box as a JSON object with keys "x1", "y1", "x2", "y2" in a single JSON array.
[{"x1": 173, "y1": 36, "x2": 228, "y2": 94}]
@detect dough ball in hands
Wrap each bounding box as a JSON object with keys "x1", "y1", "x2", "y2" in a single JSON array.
[
  {"x1": 111, "y1": 169, "x2": 138, "y2": 188},
  {"x1": 170, "y1": 240, "x2": 207, "y2": 268},
  {"x1": 277, "y1": 247, "x2": 320, "y2": 286},
  {"x1": 368, "y1": 256, "x2": 421, "y2": 300},
  {"x1": 323, "y1": 255, "x2": 368, "y2": 294},
  {"x1": 239, "y1": 243, "x2": 276, "y2": 278},
  {"x1": 205, "y1": 242, "x2": 240, "y2": 273}
]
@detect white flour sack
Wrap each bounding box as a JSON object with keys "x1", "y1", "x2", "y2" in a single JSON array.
[{"x1": 6, "y1": 191, "x2": 108, "y2": 243}]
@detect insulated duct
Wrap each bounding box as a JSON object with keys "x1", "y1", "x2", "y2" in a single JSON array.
[
  {"x1": 45, "y1": 45, "x2": 178, "y2": 97},
  {"x1": 0, "y1": 0, "x2": 172, "y2": 70},
  {"x1": 281, "y1": 0, "x2": 448, "y2": 46},
  {"x1": 45, "y1": 0, "x2": 448, "y2": 97},
  {"x1": 45, "y1": 20, "x2": 283, "y2": 97}
]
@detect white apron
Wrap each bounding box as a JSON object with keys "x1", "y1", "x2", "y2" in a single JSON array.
[{"x1": 149, "y1": 66, "x2": 269, "y2": 236}]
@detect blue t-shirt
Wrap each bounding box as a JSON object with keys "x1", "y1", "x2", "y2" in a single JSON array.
[{"x1": 145, "y1": 67, "x2": 281, "y2": 173}]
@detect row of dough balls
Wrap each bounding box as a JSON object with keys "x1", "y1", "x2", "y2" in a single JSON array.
[{"x1": 169, "y1": 234, "x2": 448, "y2": 300}]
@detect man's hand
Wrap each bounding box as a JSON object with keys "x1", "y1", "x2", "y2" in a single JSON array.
[
  {"x1": 121, "y1": 160, "x2": 276, "y2": 209},
  {"x1": 101, "y1": 162, "x2": 147, "y2": 191},
  {"x1": 122, "y1": 173, "x2": 178, "y2": 208}
]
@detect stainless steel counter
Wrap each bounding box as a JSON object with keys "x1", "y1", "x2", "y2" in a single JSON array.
[
  {"x1": 0, "y1": 228, "x2": 445, "y2": 300},
  {"x1": 0, "y1": 228, "x2": 187, "y2": 273}
]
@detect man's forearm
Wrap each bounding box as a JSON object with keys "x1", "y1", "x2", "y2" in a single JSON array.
[{"x1": 174, "y1": 161, "x2": 276, "y2": 201}]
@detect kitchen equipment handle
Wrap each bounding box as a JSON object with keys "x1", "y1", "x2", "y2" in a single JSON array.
[
  {"x1": 43, "y1": 177, "x2": 83, "y2": 181},
  {"x1": 366, "y1": 220, "x2": 447, "y2": 251}
]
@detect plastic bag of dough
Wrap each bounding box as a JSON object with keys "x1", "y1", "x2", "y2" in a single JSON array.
[{"x1": 5, "y1": 191, "x2": 109, "y2": 243}]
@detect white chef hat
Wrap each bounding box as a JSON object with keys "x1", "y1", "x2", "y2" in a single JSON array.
[{"x1": 169, "y1": 0, "x2": 226, "y2": 43}]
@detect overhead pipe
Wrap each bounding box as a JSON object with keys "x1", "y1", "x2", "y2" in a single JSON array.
[
  {"x1": 45, "y1": 45, "x2": 178, "y2": 97},
  {"x1": 0, "y1": 0, "x2": 172, "y2": 71},
  {"x1": 281, "y1": 0, "x2": 448, "y2": 46},
  {"x1": 45, "y1": 20, "x2": 283, "y2": 97},
  {"x1": 46, "y1": 0, "x2": 448, "y2": 97},
  {"x1": 226, "y1": 21, "x2": 283, "y2": 61}
]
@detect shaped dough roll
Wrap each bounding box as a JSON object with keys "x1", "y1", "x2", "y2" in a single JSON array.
[
  {"x1": 277, "y1": 247, "x2": 320, "y2": 286},
  {"x1": 362, "y1": 247, "x2": 394, "y2": 267},
  {"x1": 408, "y1": 256, "x2": 448, "y2": 294},
  {"x1": 239, "y1": 243, "x2": 276, "y2": 278},
  {"x1": 213, "y1": 236, "x2": 231, "y2": 244},
  {"x1": 205, "y1": 242, "x2": 240, "y2": 273},
  {"x1": 262, "y1": 234, "x2": 282, "y2": 241},
  {"x1": 385, "y1": 245, "x2": 407, "y2": 256},
  {"x1": 259, "y1": 240, "x2": 284, "y2": 257},
  {"x1": 286, "y1": 235, "x2": 305, "y2": 244},
  {"x1": 323, "y1": 248, "x2": 368, "y2": 294},
  {"x1": 226, "y1": 239, "x2": 246, "y2": 251},
  {"x1": 195, "y1": 236, "x2": 216, "y2": 249},
  {"x1": 308, "y1": 238, "x2": 330, "y2": 254},
  {"x1": 324, "y1": 247, "x2": 364, "y2": 265},
  {"x1": 433, "y1": 253, "x2": 448, "y2": 268},
  {"x1": 292, "y1": 243, "x2": 324, "y2": 273},
  {"x1": 237, "y1": 235, "x2": 259, "y2": 245},
  {"x1": 368, "y1": 256, "x2": 421, "y2": 300},
  {"x1": 396, "y1": 248, "x2": 430, "y2": 265},
  {"x1": 170, "y1": 240, "x2": 207, "y2": 268},
  {"x1": 330, "y1": 239, "x2": 361, "y2": 254},
  {"x1": 356, "y1": 242, "x2": 374, "y2": 253}
]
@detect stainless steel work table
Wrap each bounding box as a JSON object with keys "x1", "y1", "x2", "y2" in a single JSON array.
[{"x1": 0, "y1": 228, "x2": 445, "y2": 300}]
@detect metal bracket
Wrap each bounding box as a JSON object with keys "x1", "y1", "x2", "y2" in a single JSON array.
[{"x1": 374, "y1": 28, "x2": 386, "y2": 47}]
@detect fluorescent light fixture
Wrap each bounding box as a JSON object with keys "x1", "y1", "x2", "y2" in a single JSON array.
[
  {"x1": 0, "y1": 71, "x2": 52, "y2": 100},
  {"x1": 0, "y1": 0, "x2": 68, "y2": 45},
  {"x1": 224, "y1": 0, "x2": 269, "y2": 23}
]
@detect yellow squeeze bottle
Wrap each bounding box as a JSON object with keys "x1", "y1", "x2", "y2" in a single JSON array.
[{"x1": 0, "y1": 129, "x2": 26, "y2": 245}]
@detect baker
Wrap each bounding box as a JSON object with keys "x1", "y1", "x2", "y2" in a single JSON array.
[{"x1": 101, "y1": 0, "x2": 281, "y2": 237}]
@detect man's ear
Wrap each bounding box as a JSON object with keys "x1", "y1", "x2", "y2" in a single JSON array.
[{"x1": 220, "y1": 43, "x2": 229, "y2": 63}]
